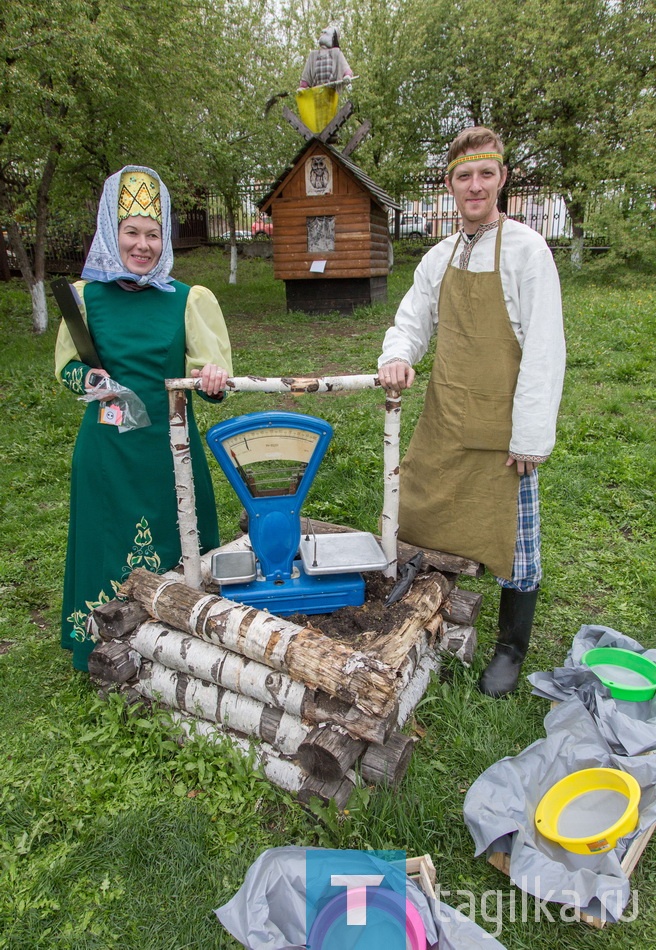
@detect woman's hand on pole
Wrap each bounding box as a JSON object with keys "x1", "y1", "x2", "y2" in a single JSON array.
[{"x1": 191, "y1": 363, "x2": 229, "y2": 397}]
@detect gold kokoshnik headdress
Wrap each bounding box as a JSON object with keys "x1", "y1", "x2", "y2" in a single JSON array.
[{"x1": 117, "y1": 170, "x2": 162, "y2": 223}]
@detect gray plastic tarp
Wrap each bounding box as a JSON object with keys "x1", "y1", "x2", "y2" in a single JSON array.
[
  {"x1": 463, "y1": 697, "x2": 656, "y2": 923},
  {"x1": 528, "y1": 624, "x2": 656, "y2": 756},
  {"x1": 215, "y1": 845, "x2": 507, "y2": 949}
]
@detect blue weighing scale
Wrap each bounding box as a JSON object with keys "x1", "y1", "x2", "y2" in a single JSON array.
[{"x1": 206, "y1": 411, "x2": 387, "y2": 615}]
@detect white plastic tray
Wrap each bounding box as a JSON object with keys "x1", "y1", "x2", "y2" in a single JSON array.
[{"x1": 299, "y1": 531, "x2": 387, "y2": 575}]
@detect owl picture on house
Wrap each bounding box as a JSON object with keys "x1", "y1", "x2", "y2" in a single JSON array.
[{"x1": 305, "y1": 155, "x2": 333, "y2": 196}]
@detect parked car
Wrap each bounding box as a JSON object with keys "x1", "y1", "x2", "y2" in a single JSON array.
[
  {"x1": 251, "y1": 217, "x2": 273, "y2": 239},
  {"x1": 391, "y1": 213, "x2": 431, "y2": 239},
  {"x1": 219, "y1": 230, "x2": 252, "y2": 241}
]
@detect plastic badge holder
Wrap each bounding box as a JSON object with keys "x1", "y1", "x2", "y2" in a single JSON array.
[
  {"x1": 79, "y1": 377, "x2": 151, "y2": 433},
  {"x1": 534, "y1": 767, "x2": 641, "y2": 854},
  {"x1": 581, "y1": 646, "x2": 656, "y2": 701}
]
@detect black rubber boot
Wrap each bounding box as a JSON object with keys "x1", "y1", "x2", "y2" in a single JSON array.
[{"x1": 478, "y1": 587, "x2": 539, "y2": 698}]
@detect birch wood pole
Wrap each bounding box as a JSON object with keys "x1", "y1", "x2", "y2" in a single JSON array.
[
  {"x1": 395, "y1": 648, "x2": 441, "y2": 728},
  {"x1": 359, "y1": 733, "x2": 416, "y2": 786},
  {"x1": 121, "y1": 569, "x2": 398, "y2": 718},
  {"x1": 382, "y1": 389, "x2": 401, "y2": 579},
  {"x1": 297, "y1": 725, "x2": 366, "y2": 782},
  {"x1": 88, "y1": 599, "x2": 151, "y2": 641},
  {"x1": 166, "y1": 374, "x2": 400, "y2": 587},
  {"x1": 168, "y1": 388, "x2": 202, "y2": 589}
]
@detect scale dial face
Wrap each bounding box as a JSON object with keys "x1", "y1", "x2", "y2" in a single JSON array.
[{"x1": 221, "y1": 427, "x2": 320, "y2": 497}]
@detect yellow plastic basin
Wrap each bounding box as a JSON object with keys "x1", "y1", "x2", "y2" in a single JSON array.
[
  {"x1": 535, "y1": 767, "x2": 641, "y2": 854},
  {"x1": 296, "y1": 87, "x2": 339, "y2": 133}
]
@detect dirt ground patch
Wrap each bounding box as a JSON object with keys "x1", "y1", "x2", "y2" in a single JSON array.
[{"x1": 286, "y1": 572, "x2": 414, "y2": 647}]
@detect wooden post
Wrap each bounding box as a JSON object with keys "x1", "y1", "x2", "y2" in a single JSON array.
[
  {"x1": 168, "y1": 389, "x2": 202, "y2": 588},
  {"x1": 382, "y1": 390, "x2": 401, "y2": 580},
  {"x1": 297, "y1": 725, "x2": 366, "y2": 782},
  {"x1": 88, "y1": 599, "x2": 150, "y2": 641},
  {"x1": 298, "y1": 774, "x2": 354, "y2": 811},
  {"x1": 360, "y1": 733, "x2": 416, "y2": 786},
  {"x1": 87, "y1": 640, "x2": 141, "y2": 683}
]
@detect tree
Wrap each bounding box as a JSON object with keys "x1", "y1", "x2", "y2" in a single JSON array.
[
  {"x1": 0, "y1": 0, "x2": 269, "y2": 329},
  {"x1": 414, "y1": 0, "x2": 656, "y2": 264}
]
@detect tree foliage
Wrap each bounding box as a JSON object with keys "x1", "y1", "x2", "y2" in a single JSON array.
[{"x1": 1, "y1": 0, "x2": 654, "y2": 329}]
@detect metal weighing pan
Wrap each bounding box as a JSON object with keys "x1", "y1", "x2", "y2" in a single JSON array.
[
  {"x1": 299, "y1": 532, "x2": 387, "y2": 575},
  {"x1": 211, "y1": 550, "x2": 257, "y2": 585}
]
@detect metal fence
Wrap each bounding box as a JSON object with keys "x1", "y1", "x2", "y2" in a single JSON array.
[
  {"x1": 4, "y1": 180, "x2": 592, "y2": 278},
  {"x1": 391, "y1": 179, "x2": 574, "y2": 243}
]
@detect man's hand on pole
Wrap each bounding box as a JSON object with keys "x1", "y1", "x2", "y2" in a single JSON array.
[{"x1": 378, "y1": 360, "x2": 415, "y2": 391}]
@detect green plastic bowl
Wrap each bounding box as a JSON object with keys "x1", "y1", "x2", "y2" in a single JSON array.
[{"x1": 581, "y1": 647, "x2": 656, "y2": 702}]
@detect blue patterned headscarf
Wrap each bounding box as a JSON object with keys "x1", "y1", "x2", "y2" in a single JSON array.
[{"x1": 81, "y1": 165, "x2": 175, "y2": 292}]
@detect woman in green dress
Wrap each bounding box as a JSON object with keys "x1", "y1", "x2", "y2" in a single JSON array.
[{"x1": 55, "y1": 166, "x2": 232, "y2": 672}]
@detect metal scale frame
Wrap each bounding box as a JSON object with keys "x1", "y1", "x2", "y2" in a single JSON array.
[{"x1": 206, "y1": 410, "x2": 386, "y2": 615}]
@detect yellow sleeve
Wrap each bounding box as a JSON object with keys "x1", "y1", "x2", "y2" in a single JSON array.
[
  {"x1": 54, "y1": 280, "x2": 90, "y2": 379},
  {"x1": 184, "y1": 285, "x2": 233, "y2": 376}
]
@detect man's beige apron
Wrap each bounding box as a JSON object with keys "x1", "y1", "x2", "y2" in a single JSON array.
[{"x1": 398, "y1": 219, "x2": 521, "y2": 579}]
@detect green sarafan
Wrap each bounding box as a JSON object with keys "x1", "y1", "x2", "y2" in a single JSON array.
[{"x1": 1, "y1": 249, "x2": 655, "y2": 949}]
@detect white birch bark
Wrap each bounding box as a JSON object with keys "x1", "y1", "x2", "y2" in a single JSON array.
[
  {"x1": 229, "y1": 244, "x2": 238, "y2": 284},
  {"x1": 168, "y1": 389, "x2": 202, "y2": 588},
  {"x1": 30, "y1": 280, "x2": 48, "y2": 334},
  {"x1": 170, "y1": 711, "x2": 305, "y2": 794},
  {"x1": 165, "y1": 374, "x2": 384, "y2": 394},
  {"x1": 395, "y1": 648, "x2": 441, "y2": 728},
  {"x1": 130, "y1": 621, "x2": 308, "y2": 716},
  {"x1": 135, "y1": 659, "x2": 310, "y2": 754},
  {"x1": 382, "y1": 390, "x2": 401, "y2": 579},
  {"x1": 122, "y1": 570, "x2": 398, "y2": 719}
]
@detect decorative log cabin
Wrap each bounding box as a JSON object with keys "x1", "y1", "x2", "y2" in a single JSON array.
[{"x1": 258, "y1": 133, "x2": 401, "y2": 315}]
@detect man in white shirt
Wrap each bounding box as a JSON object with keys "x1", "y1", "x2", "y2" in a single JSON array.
[{"x1": 378, "y1": 126, "x2": 566, "y2": 697}]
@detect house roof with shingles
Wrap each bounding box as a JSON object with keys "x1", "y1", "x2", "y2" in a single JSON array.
[{"x1": 258, "y1": 138, "x2": 402, "y2": 214}]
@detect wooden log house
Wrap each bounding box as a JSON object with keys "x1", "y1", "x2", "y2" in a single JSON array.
[{"x1": 257, "y1": 138, "x2": 401, "y2": 315}]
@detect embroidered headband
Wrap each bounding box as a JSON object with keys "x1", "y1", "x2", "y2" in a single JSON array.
[
  {"x1": 117, "y1": 170, "x2": 162, "y2": 223},
  {"x1": 446, "y1": 152, "x2": 504, "y2": 174}
]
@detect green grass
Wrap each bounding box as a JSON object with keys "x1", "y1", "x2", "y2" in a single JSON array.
[{"x1": 1, "y1": 248, "x2": 655, "y2": 947}]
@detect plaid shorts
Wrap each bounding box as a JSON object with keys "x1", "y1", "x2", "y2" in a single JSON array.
[{"x1": 496, "y1": 469, "x2": 541, "y2": 592}]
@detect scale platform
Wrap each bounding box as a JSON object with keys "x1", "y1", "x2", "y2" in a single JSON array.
[
  {"x1": 299, "y1": 531, "x2": 387, "y2": 575},
  {"x1": 213, "y1": 561, "x2": 364, "y2": 616},
  {"x1": 206, "y1": 411, "x2": 387, "y2": 616}
]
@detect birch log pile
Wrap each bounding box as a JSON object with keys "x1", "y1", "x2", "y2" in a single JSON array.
[
  {"x1": 121, "y1": 569, "x2": 399, "y2": 719},
  {"x1": 88, "y1": 537, "x2": 484, "y2": 808},
  {"x1": 129, "y1": 622, "x2": 394, "y2": 744}
]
